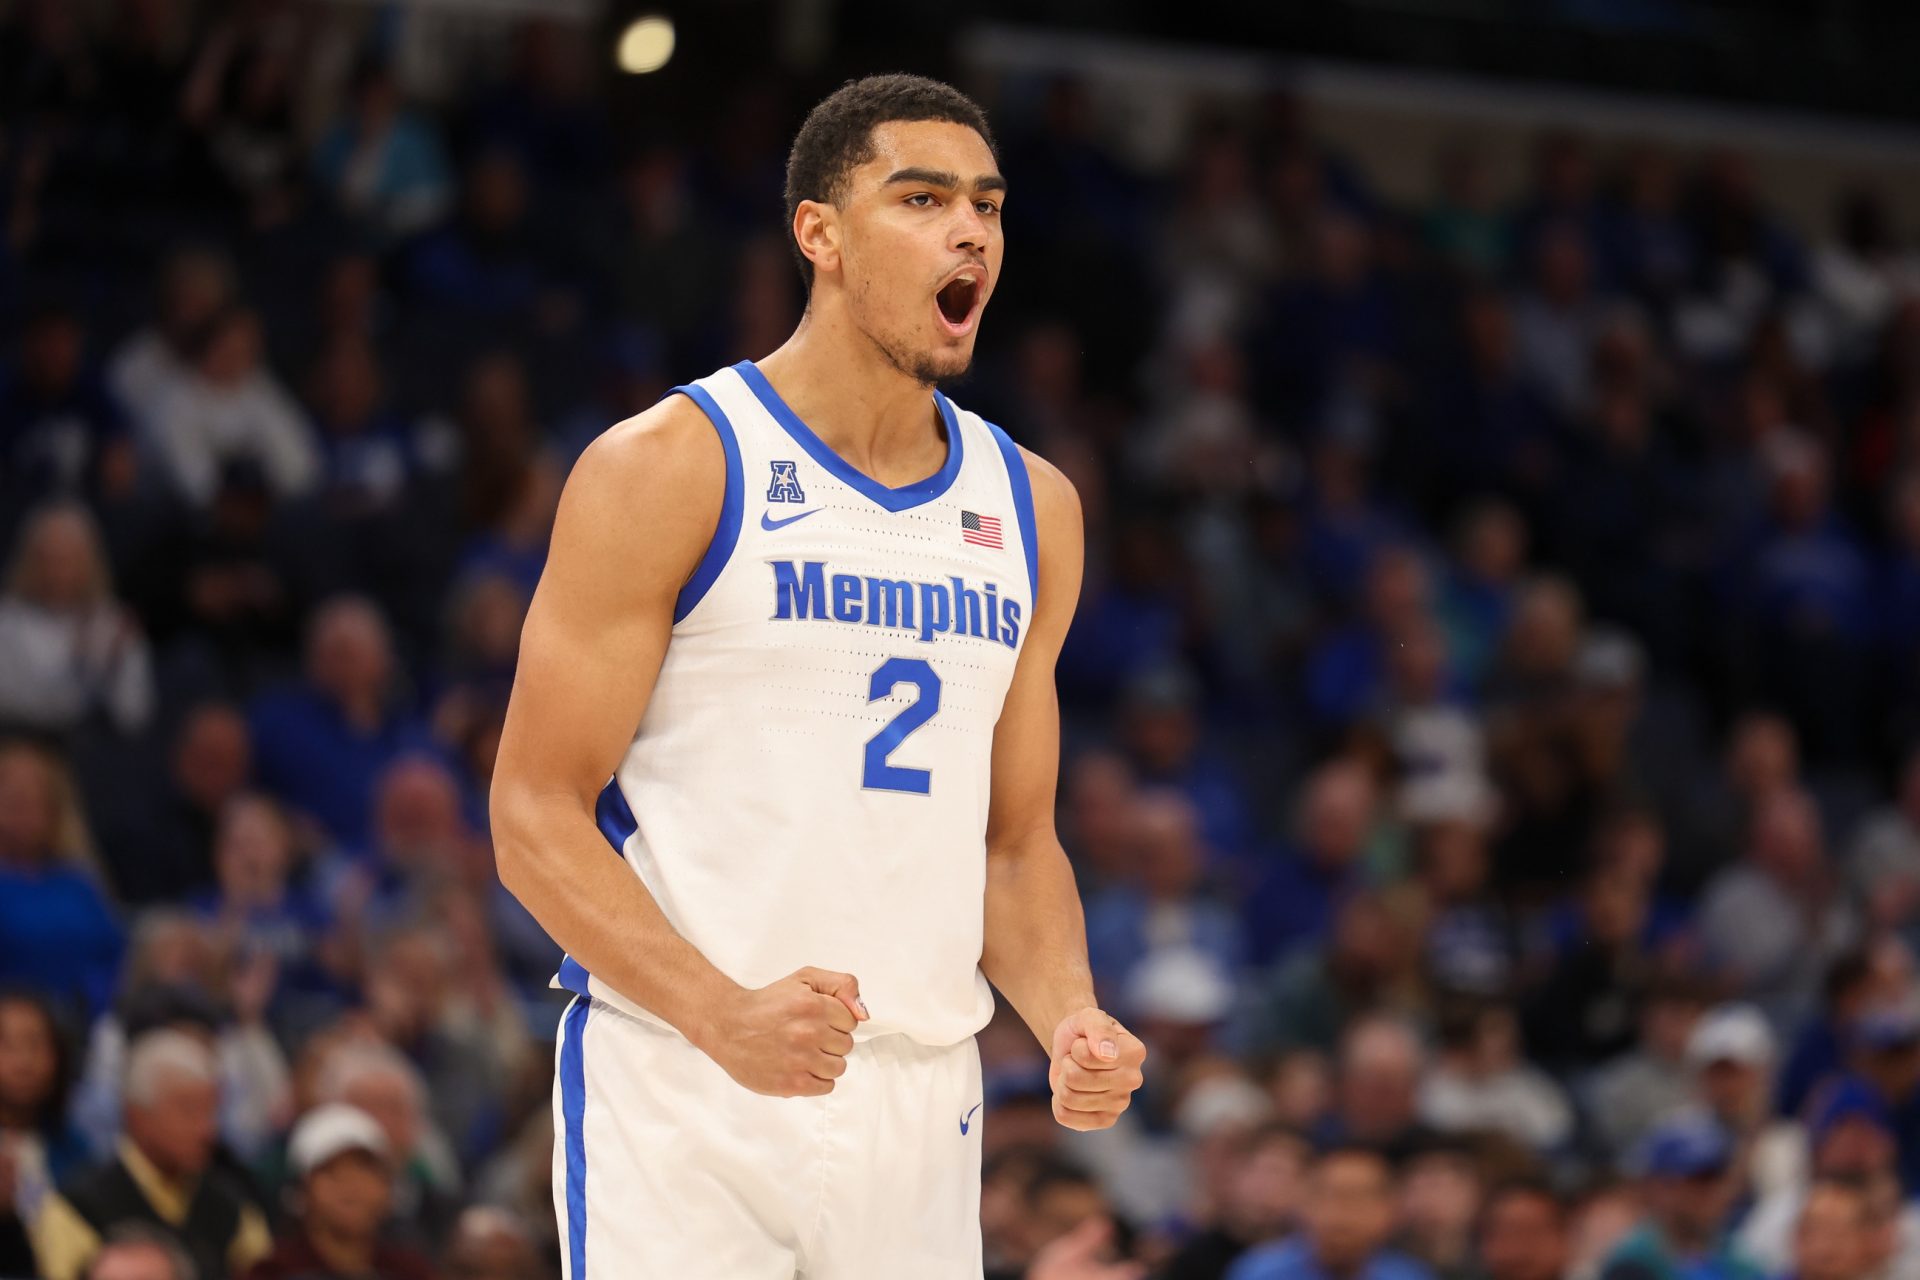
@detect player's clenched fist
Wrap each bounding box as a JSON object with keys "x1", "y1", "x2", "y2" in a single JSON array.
[
  {"x1": 697, "y1": 967, "x2": 869, "y2": 1097},
  {"x1": 1048, "y1": 1007, "x2": 1147, "y2": 1131}
]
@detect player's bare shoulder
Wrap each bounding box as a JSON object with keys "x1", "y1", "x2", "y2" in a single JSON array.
[
  {"x1": 1007, "y1": 442, "x2": 1084, "y2": 642},
  {"x1": 546, "y1": 394, "x2": 729, "y2": 605},
  {"x1": 1013, "y1": 445, "x2": 1081, "y2": 533}
]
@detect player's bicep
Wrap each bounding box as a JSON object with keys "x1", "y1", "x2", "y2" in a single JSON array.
[
  {"x1": 493, "y1": 402, "x2": 723, "y2": 817},
  {"x1": 986, "y1": 449, "x2": 1084, "y2": 854}
]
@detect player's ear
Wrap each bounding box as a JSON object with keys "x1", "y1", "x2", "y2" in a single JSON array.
[{"x1": 793, "y1": 199, "x2": 841, "y2": 279}]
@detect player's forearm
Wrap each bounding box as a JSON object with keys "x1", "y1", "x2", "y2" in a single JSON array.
[
  {"x1": 493, "y1": 787, "x2": 740, "y2": 1045},
  {"x1": 981, "y1": 834, "x2": 1097, "y2": 1049}
]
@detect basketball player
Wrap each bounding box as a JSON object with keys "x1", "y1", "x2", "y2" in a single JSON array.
[{"x1": 491, "y1": 74, "x2": 1146, "y2": 1278}]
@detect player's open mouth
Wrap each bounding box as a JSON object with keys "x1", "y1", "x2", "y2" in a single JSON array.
[{"x1": 934, "y1": 272, "x2": 983, "y2": 336}]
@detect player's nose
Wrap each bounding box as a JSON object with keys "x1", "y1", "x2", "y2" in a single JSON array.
[{"x1": 949, "y1": 208, "x2": 990, "y2": 253}]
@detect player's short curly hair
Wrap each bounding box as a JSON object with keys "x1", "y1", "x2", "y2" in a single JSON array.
[{"x1": 783, "y1": 73, "x2": 997, "y2": 293}]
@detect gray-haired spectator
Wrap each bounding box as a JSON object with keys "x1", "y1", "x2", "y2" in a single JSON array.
[{"x1": 27, "y1": 1030, "x2": 269, "y2": 1280}]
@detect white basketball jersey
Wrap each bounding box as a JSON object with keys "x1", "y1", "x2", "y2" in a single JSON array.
[{"x1": 553, "y1": 360, "x2": 1037, "y2": 1047}]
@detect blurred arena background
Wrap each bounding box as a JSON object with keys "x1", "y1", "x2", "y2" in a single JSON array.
[{"x1": 8, "y1": 1, "x2": 1920, "y2": 1278}]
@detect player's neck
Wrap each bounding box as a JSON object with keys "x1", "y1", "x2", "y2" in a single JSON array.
[{"x1": 755, "y1": 313, "x2": 945, "y2": 479}]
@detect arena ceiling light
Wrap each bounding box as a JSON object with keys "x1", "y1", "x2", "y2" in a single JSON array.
[{"x1": 616, "y1": 14, "x2": 675, "y2": 75}]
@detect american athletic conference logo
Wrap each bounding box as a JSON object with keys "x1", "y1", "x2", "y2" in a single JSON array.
[{"x1": 768, "y1": 460, "x2": 805, "y2": 503}]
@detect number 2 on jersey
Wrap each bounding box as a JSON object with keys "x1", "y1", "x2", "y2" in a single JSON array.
[{"x1": 863, "y1": 657, "x2": 942, "y2": 794}]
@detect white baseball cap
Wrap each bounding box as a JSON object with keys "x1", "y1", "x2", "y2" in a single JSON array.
[
  {"x1": 1686, "y1": 1003, "x2": 1775, "y2": 1070},
  {"x1": 289, "y1": 1103, "x2": 390, "y2": 1177}
]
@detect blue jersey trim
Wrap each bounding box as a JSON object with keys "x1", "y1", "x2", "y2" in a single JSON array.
[
  {"x1": 985, "y1": 419, "x2": 1039, "y2": 602},
  {"x1": 559, "y1": 994, "x2": 592, "y2": 1279},
  {"x1": 669, "y1": 383, "x2": 744, "y2": 622},
  {"x1": 731, "y1": 360, "x2": 964, "y2": 512},
  {"x1": 553, "y1": 777, "x2": 641, "y2": 997}
]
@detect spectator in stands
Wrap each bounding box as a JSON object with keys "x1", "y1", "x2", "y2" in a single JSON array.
[
  {"x1": 1395, "y1": 1140, "x2": 1483, "y2": 1280},
  {"x1": 1418, "y1": 998, "x2": 1571, "y2": 1154},
  {"x1": 96, "y1": 701, "x2": 252, "y2": 905},
  {"x1": 313, "y1": 1039, "x2": 462, "y2": 1250},
  {"x1": 1786, "y1": 1178, "x2": 1875, "y2": 1280},
  {"x1": 1681, "y1": 1004, "x2": 1802, "y2": 1200},
  {"x1": 1735, "y1": 1077, "x2": 1920, "y2": 1275},
  {"x1": 1227, "y1": 1145, "x2": 1432, "y2": 1280},
  {"x1": 1242, "y1": 759, "x2": 1379, "y2": 968},
  {"x1": 305, "y1": 333, "x2": 420, "y2": 522},
  {"x1": 1601, "y1": 1115, "x2": 1758, "y2": 1280},
  {"x1": 1588, "y1": 979, "x2": 1709, "y2": 1162},
  {"x1": 1777, "y1": 941, "x2": 1914, "y2": 1121},
  {"x1": 0, "y1": 740, "x2": 123, "y2": 1016},
  {"x1": 1242, "y1": 891, "x2": 1424, "y2": 1057},
  {"x1": 1524, "y1": 860, "x2": 1658, "y2": 1072},
  {"x1": 1847, "y1": 748, "x2": 1920, "y2": 922},
  {"x1": 28, "y1": 1029, "x2": 270, "y2": 1280},
  {"x1": 0, "y1": 502, "x2": 155, "y2": 737},
  {"x1": 312, "y1": 59, "x2": 454, "y2": 239},
  {"x1": 1085, "y1": 789, "x2": 1243, "y2": 993},
  {"x1": 247, "y1": 595, "x2": 437, "y2": 849},
  {"x1": 1159, "y1": 1122, "x2": 1310, "y2": 1280},
  {"x1": 1511, "y1": 222, "x2": 1602, "y2": 419},
  {"x1": 0, "y1": 988, "x2": 89, "y2": 1182},
  {"x1": 146, "y1": 305, "x2": 319, "y2": 509},
  {"x1": 189, "y1": 792, "x2": 323, "y2": 979},
  {"x1": 79, "y1": 1223, "x2": 198, "y2": 1280},
  {"x1": 247, "y1": 1102, "x2": 436, "y2": 1280},
  {"x1": 109, "y1": 248, "x2": 237, "y2": 426},
  {"x1": 1116, "y1": 663, "x2": 1251, "y2": 862},
  {"x1": 1476, "y1": 1179, "x2": 1572, "y2": 1280},
  {"x1": 0, "y1": 303, "x2": 134, "y2": 541},
  {"x1": 439, "y1": 1205, "x2": 542, "y2": 1280},
  {"x1": 1699, "y1": 788, "x2": 1859, "y2": 1027},
  {"x1": 1675, "y1": 710, "x2": 1801, "y2": 896},
  {"x1": 69, "y1": 955, "x2": 293, "y2": 1167},
  {"x1": 445, "y1": 353, "x2": 559, "y2": 598},
  {"x1": 1319, "y1": 1015, "x2": 1436, "y2": 1162}
]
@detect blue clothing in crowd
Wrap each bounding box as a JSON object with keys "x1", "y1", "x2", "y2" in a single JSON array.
[
  {"x1": 0, "y1": 862, "x2": 124, "y2": 1018},
  {"x1": 248, "y1": 685, "x2": 441, "y2": 849},
  {"x1": 1227, "y1": 1237, "x2": 1433, "y2": 1280}
]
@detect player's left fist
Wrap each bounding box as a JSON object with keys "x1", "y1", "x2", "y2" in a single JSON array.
[{"x1": 1047, "y1": 1007, "x2": 1146, "y2": 1132}]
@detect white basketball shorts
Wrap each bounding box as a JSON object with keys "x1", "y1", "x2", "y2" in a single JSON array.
[{"x1": 550, "y1": 994, "x2": 985, "y2": 1279}]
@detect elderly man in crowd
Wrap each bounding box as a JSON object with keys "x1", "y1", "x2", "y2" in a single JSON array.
[{"x1": 27, "y1": 1029, "x2": 270, "y2": 1280}]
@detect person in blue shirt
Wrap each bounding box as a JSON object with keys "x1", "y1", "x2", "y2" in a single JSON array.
[
  {"x1": 1600, "y1": 1115, "x2": 1763, "y2": 1280},
  {"x1": 0, "y1": 741, "x2": 124, "y2": 1021},
  {"x1": 247, "y1": 595, "x2": 440, "y2": 850},
  {"x1": 1228, "y1": 1145, "x2": 1434, "y2": 1280}
]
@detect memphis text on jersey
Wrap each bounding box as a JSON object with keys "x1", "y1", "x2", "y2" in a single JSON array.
[{"x1": 769, "y1": 560, "x2": 1023, "y2": 648}]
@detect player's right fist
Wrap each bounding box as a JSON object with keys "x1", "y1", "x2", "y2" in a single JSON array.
[{"x1": 698, "y1": 967, "x2": 869, "y2": 1097}]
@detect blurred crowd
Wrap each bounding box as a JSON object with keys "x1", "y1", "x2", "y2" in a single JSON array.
[{"x1": 8, "y1": 2, "x2": 1920, "y2": 1279}]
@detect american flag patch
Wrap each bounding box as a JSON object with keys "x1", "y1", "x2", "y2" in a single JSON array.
[{"x1": 961, "y1": 510, "x2": 1003, "y2": 549}]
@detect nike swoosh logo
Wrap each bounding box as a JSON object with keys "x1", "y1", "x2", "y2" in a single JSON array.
[
  {"x1": 761, "y1": 508, "x2": 820, "y2": 532},
  {"x1": 959, "y1": 1102, "x2": 982, "y2": 1135}
]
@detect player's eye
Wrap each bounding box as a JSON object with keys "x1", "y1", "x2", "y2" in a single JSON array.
[
  {"x1": 975, "y1": 200, "x2": 1000, "y2": 216},
  {"x1": 905, "y1": 193, "x2": 936, "y2": 208}
]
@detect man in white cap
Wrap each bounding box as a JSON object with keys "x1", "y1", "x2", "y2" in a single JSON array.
[
  {"x1": 245, "y1": 1103, "x2": 434, "y2": 1280},
  {"x1": 1684, "y1": 1003, "x2": 1802, "y2": 1200}
]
